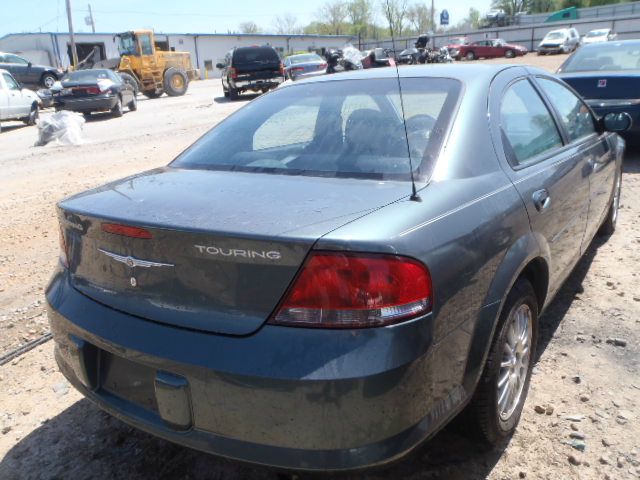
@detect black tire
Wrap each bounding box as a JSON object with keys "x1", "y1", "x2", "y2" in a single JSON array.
[
  {"x1": 163, "y1": 68, "x2": 188, "y2": 96},
  {"x1": 128, "y1": 94, "x2": 137, "y2": 112},
  {"x1": 82, "y1": 112, "x2": 92, "y2": 119},
  {"x1": 118, "y1": 72, "x2": 140, "y2": 96},
  {"x1": 505, "y1": 49, "x2": 516, "y2": 58},
  {"x1": 111, "y1": 96, "x2": 123, "y2": 118},
  {"x1": 599, "y1": 172, "x2": 621, "y2": 236},
  {"x1": 41, "y1": 73, "x2": 57, "y2": 89},
  {"x1": 465, "y1": 51, "x2": 476, "y2": 61},
  {"x1": 24, "y1": 103, "x2": 39, "y2": 126},
  {"x1": 229, "y1": 87, "x2": 239, "y2": 101},
  {"x1": 469, "y1": 279, "x2": 538, "y2": 445},
  {"x1": 143, "y1": 90, "x2": 163, "y2": 99}
]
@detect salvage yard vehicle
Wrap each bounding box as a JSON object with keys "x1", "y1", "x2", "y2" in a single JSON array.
[
  {"x1": 52, "y1": 69, "x2": 136, "y2": 118},
  {"x1": 557, "y1": 39, "x2": 640, "y2": 145},
  {"x1": 0, "y1": 69, "x2": 39, "y2": 132},
  {"x1": 455, "y1": 39, "x2": 528, "y2": 61},
  {"x1": 48, "y1": 64, "x2": 629, "y2": 472},
  {"x1": 581, "y1": 28, "x2": 617, "y2": 45},
  {"x1": 0, "y1": 52, "x2": 61, "y2": 88},
  {"x1": 283, "y1": 53, "x2": 327, "y2": 81},
  {"x1": 537, "y1": 28, "x2": 580, "y2": 54},
  {"x1": 217, "y1": 46, "x2": 284, "y2": 100},
  {"x1": 87, "y1": 30, "x2": 197, "y2": 98}
]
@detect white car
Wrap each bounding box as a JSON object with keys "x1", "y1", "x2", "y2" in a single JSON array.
[
  {"x1": 582, "y1": 28, "x2": 617, "y2": 45},
  {"x1": 537, "y1": 28, "x2": 580, "y2": 55},
  {"x1": 0, "y1": 68, "x2": 40, "y2": 133}
]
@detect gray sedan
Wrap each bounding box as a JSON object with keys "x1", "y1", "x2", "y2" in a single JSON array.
[
  {"x1": 283, "y1": 52, "x2": 327, "y2": 80},
  {"x1": 47, "y1": 65, "x2": 628, "y2": 471}
]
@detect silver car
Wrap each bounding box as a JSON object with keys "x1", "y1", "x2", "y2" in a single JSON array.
[
  {"x1": 538, "y1": 28, "x2": 580, "y2": 54},
  {"x1": 47, "y1": 65, "x2": 629, "y2": 471},
  {"x1": 283, "y1": 53, "x2": 327, "y2": 80}
]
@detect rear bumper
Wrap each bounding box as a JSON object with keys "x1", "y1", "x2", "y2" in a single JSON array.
[
  {"x1": 54, "y1": 94, "x2": 118, "y2": 113},
  {"x1": 46, "y1": 268, "x2": 471, "y2": 471},
  {"x1": 231, "y1": 77, "x2": 282, "y2": 91}
]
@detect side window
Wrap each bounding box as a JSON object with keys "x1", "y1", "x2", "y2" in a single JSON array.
[
  {"x1": 500, "y1": 79, "x2": 563, "y2": 166},
  {"x1": 6, "y1": 54, "x2": 28, "y2": 65},
  {"x1": 537, "y1": 78, "x2": 596, "y2": 143},
  {"x1": 2, "y1": 73, "x2": 20, "y2": 90},
  {"x1": 138, "y1": 35, "x2": 153, "y2": 55}
]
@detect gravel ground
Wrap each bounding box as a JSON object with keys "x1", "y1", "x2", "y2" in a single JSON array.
[{"x1": 1, "y1": 54, "x2": 639, "y2": 480}]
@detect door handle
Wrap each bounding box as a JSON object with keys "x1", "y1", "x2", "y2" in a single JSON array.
[{"x1": 532, "y1": 189, "x2": 551, "y2": 212}]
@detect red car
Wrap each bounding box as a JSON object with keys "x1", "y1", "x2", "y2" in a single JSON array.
[{"x1": 452, "y1": 39, "x2": 528, "y2": 61}]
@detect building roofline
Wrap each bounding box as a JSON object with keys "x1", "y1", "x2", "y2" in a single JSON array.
[{"x1": 0, "y1": 32, "x2": 355, "y2": 40}]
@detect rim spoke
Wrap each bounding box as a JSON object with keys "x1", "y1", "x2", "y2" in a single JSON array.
[
  {"x1": 498, "y1": 370, "x2": 510, "y2": 387},
  {"x1": 500, "y1": 359, "x2": 512, "y2": 369}
]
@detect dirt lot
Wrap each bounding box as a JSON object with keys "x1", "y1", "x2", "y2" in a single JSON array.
[{"x1": 1, "y1": 54, "x2": 639, "y2": 480}]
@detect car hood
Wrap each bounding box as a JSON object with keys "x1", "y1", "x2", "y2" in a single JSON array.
[{"x1": 59, "y1": 167, "x2": 413, "y2": 240}]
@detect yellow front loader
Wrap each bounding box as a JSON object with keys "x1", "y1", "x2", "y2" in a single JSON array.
[{"x1": 90, "y1": 30, "x2": 198, "y2": 98}]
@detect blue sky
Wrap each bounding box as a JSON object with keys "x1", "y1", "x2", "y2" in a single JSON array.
[{"x1": 1, "y1": 0, "x2": 492, "y2": 37}]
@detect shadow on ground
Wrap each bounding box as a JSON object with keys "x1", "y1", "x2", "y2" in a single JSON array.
[
  {"x1": 213, "y1": 93, "x2": 260, "y2": 104},
  {"x1": 2, "y1": 153, "x2": 637, "y2": 480}
]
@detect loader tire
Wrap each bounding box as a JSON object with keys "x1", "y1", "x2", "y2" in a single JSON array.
[{"x1": 164, "y1": 68, "x2": 188, "y2": 96}]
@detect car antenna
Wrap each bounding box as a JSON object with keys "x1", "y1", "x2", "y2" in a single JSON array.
[{"x1": 384, "y1": 0, "x2": 420, "y2": 202}]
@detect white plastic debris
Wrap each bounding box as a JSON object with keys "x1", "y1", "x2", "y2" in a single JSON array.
[{"x1": 34, "y1": 111, "x2": 85, "y2": 147}]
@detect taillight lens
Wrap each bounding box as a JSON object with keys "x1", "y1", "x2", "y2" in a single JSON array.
[
  {"x1": 269, "y1": 252, "x2": 432, "y2": 328},
  {"x1": 59, "y1": 226, "x2": 69, "y2": 268},
  {"x1": 101, "y1": 223, "x2": 152, "y2": 239},
  {"x1": 229, "y1": 67, "x2": 237, "y2": 79},
  {"x1": 279, "y1": 63, "x2": 285, "y2": 75}
]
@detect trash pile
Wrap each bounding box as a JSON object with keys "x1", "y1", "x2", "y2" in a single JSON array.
[{"x1": 34, "y1": 111, "x2": 85, "y2": 147}]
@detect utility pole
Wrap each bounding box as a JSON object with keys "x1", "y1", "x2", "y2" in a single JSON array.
[
  {"x1": 88, "y1": 4, "x2": 96, "y2": 33},
  {"x1": 65, "y1": 0, "x2": 78, "y2": 67},
  {"x1": 431, "y1": 0, "x2": 435, "y2": 31}
]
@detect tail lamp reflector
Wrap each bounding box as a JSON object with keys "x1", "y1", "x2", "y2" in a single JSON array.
[
  {"x1": 269, "y1": 252, "x2": 432, "y2": 329},
  {"x1": 101, "y1": 223, "x2": 152, "y2": 239}
]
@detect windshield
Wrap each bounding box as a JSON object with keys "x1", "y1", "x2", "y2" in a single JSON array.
[
  {"x1": 545, "y1": 32, "x2": 565, "y2": 40},
  {"x1": 586, "y1": 30, "x2": 608, "y2": 38},
  {"x1": 288, "y1": 54, "x2": 323, "y2": 64},
  {"x1": 234, "y1": 47, "x2": 280, "y2": 64},
  {"x1": 118, "y1": 33, "x2": 138, "y2": 56},
  {"x1": 561, "y1": 42, "x2": 640, "y2": 72},
  {"x1": 62, "y1": 70, "x2": 115, "y2": 82},
  {"x1": 172, "y1": 78, "x2": 461, "y2": 181}
]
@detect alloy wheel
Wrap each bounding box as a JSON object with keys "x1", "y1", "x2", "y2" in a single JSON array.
[{"x1": 497, "y1": 304, "x2": 532, "y2": 421}]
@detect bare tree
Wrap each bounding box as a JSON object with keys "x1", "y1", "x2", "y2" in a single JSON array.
[
  {"x1": 490, "y1": 0, "x2": 529, "y2": 15},
  {"x1": 238, "y1": 21, "x2": 261, "y2": 34},
  {"x1": 381, "y1": 0, "x2": 409, "y2": 37},
  {"x1": 318, "y1": 1, "x2": 349, "y2": 35},
  {"x1": 406, "y1": 3, "x2": 432, "y2": 33},
  {"x1": 273, "y1": 13, "x2": 301, "y2": 34},
  {"x1": 347, "y1": 0, "x2": 373, "y2": 36}
]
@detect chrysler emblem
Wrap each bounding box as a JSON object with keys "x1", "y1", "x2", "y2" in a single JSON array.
[{"x1": 98, "y1": 248, "x2": 174, "y2": 268}]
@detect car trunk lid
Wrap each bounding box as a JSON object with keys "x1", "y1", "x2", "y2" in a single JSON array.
[
  {"x1": 59, "y1": 168, "x2": 411, "y2": 335},
  {"x1": 559, "y1": 72, "x2": 638, "y2": 100}
]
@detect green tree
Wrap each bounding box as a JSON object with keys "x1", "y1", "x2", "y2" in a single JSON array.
[
  {"x1": 381, "y1": 0, "x2": 409, "y2": 37},
  {"x1": 529, "y1": 0, "x2": 557, "y2": 13},
  {"x1": 347, "y1": 0, "x2": 374, "y2": 36},
  {"x1": 560, "y1": 0, "x2": 583, "y2": 8},
  {"x1": 490, "y1": 0, "x2": 530, "y2": 15},
  {"x1": 317, "y1": 1, "x2": 349, "y2": 35},
  {"x1": 407, "y1": 3, "x2": 433, "y2": 33},
  {"x1": 588, "y1": 0, "x2": 621, "y2": 5}
]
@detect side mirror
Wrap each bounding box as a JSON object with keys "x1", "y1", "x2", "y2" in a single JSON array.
[
  {"x1": 603, "y1": 112, "x2": 632, "y2": 132},
  {"x1": 215, "y1": 63, "x2": 224, "y2": 69}
]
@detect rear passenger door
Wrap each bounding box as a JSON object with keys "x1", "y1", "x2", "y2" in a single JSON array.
[
  {"x1": 534, "y1": 76, "x2": 615, "y2": 249},
  {"x1": 490, "y1": 69, "x2": 591, "y2": 297}
]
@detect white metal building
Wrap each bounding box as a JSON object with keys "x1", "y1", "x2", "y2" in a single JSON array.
[{"x1": 0, "y1": 32, "x2": 355, "y2": 78}]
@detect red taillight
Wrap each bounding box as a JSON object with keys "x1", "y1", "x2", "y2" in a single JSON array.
[
  {"x1": 269, "y1": 252, "x2": 432, "y2": 329},
  {"x1": 59, "y1": 226, "x2": 69, "y2": 268},
  {"x1": 229, "y1": 67, "x2": 237, "y2": 79},
  {"x1": 279, "y1": 63, "x2": 285, "y2": 75},
  {"x1": 101, "y1": 223, "x2": 152, "y2": 239},
  {"x1": 291, "y1": 67, "x2": 305, "y2": 72},
  {"x1": 72, "y1": 86, "x2": 100, "y2": 95},
  {"x1": 320, "y1": 63, "x2": 327, "y2": 69}
]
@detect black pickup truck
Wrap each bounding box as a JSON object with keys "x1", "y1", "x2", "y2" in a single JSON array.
[{"x1": 217, "y1": 46, "x2": 283, "y2": 100}]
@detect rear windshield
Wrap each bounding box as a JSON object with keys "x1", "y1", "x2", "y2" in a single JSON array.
[
  {"x1": 586, "y1": 29, "x2": 608, "y2": 38},
  {"x1": 288, "y1": 54, "x2": 323, "y2": 64},
  {"x1": 233, "y1": 47, "x2": 280, "y2": 64},
  {"x1": 561, "y1": 42, "x2": 640, "y2": 72},
  {"x1": 63, "y1": 70, "x2": 114, "y2": 82},
  {"x1": 172, "y1": 78, "x2": 461, "y2": 181}
]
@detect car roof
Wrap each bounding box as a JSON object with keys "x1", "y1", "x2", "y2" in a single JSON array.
[
  {"x1": 578, "y1": 39, "x2": 640, "y2": 50},
  {"x1": 290, "y1": 64, "x2": 545, "y2": 85}
]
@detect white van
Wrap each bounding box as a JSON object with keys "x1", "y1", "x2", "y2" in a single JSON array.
[{"x1": 538, "y1": 28, "x2": 580, "y2": 55}]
